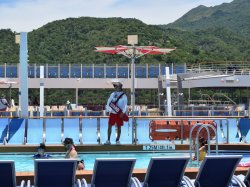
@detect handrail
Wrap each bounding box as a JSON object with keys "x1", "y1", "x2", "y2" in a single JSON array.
[
  {"x1": 6, "y1": 118, "x2": 10, "y2": 142},
  {"x1": 0, "y1": 116, "x2": 236, "y2": 145},
  {"x1": 24, "y1": 118, "x2": 28, "y2": 145},
  {"x1": 212, "y1": 93, "x2": 237, "y2": 105},
  {"x1": 61, "y1": 118, "x2": 64, "y2": 143},
  {"x1": 97, "y1": 118, "x2": 101, "y2": 144},
  {"x1": 79, "y1": 117, "x2": 83, "y2": 144},
  {"x1": 236, "y1": 118, "x2": 247, "y2": 143},
  {"x1": 42, "y1": 118, "x2": 46, "y2": 143},
  {"x1": 189, "y1": 123, "x2": 218, "y2": 165}
]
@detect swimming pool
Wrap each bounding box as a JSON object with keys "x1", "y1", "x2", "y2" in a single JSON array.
[
  {"x1": 0, "y1": 152, "x2": 249, "y2": 172},
  {"x1": 0, "y1": 152, "x2": 188, "y2": 171}
]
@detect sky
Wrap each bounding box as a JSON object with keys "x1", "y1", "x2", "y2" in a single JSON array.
[{"x1": 0, "y1": 0, "x2": 233, "y2": 32}]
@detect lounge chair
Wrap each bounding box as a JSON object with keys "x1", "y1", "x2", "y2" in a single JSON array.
[
  {"x1": 28, "y1": 159, "x2": 81, "y2": 187},
  {"x1": 134, "y1": 156, "x2": 193, "y2": 187},
  {"x1": 0, "y1": 160, "x2": 25, "y2": 187},
  {"x1": 81, "y1": 158, "x2": 139, "y2": 187},
  {"x1": 242, "y1": 169, "x2": 250, "y2": 187},
  {"x1": 192, "y1": 155, "x2": 242, "y2": 187},
  {"x1": 229, "y1": 167, "x2": 250, "y2": 187}
]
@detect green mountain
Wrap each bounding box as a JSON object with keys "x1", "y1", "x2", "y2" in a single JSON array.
[
  {"x1": 1, "y1": 0, "x2": 250, "y2": 66},
  {"x1": 165, "y1": 0, "x2": 250, "y2": 38},
  {"x1": 0, "y1": 1, "x2": 250, "y2": 105}
]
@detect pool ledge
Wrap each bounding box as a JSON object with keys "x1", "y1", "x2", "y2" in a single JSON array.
[{"x1": 1, "y1": 143, "x2": 250, "y2": 153}]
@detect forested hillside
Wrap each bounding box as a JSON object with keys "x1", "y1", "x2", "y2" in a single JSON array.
[
  {"x1": 165, "y1": 0, "x2": 250, "y2": 39},
  {"x1": 1, "y1": 0, "x2": 250, "y2": 66},
  {"x1": 1, "y1": 0, "x2": 250, "y2": 105}
]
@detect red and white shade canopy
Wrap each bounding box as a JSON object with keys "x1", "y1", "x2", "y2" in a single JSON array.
[{"x1": 95, "y1": 45, "x2": 176, "y2": 58}]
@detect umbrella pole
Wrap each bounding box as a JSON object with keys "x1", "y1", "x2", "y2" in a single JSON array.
[{"x1": 131, "y1": 55, "x2": 137, "y2": 144}]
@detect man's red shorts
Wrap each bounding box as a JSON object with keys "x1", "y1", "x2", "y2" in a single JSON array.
[{"x1": 108, "y1": 113, "x2": 123, "y2": 127}]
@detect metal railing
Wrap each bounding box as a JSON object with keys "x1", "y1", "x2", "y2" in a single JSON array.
[{"x1": 0, "y1": 63, "x2": 186, "y2": 79}]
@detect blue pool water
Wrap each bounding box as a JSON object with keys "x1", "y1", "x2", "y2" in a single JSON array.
[
  {"x1": 0, "y1": 152, "x2": 249, "y2": 172},
  {"x1": 0, "y1": 152, "x2": 187, "y2": 172}
]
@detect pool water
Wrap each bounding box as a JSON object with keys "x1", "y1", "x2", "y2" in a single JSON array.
[
  {"x1": 0, "y1": 152, "x2": 188, "y2": 172},
  {"x1": 0, "y1": 152, "x2": 249, "y2": 172}
]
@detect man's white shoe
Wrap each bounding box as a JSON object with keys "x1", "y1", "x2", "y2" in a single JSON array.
[
  {"x1": 104, "y1": 140, "x2": 111, "y2": 145},
  {"x1": 116, "y1": 140, "x2": 120, "y2": 145}
]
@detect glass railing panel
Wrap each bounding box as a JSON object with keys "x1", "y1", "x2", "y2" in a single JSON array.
[
  {"x1": 6, "y1": 65, "x2": 18, "y2": 78},
  {"x1": 36, "y1": 66, "x2": 46, "y2": 78},
  {"x1": 100, "y1": 118, "x2": 132, "y2": 144},
  {"x1": 148, "y1": 66, "x2": 159, "y2": 78},
  {"x1": 60, "y1": 65, "x2": 69, "y2": 78},
  {"x1": 136, "y1": 119, "x2": 152, "y2": 144},
  {"x1": 135, "y1": 66, "x2": 146, "y2": 78},
  {"x1": 8, "y1": 118, "x2": 25, "y2": 144},
  {"x1": 48, "y1": 66, "x2": 58, "y2": 78},
  {"x1": 0, "y1": 118, "x2": 9, "y2": 143},
  {"x1": 82, "y1": 66, "x2": 93, "y2": 78},
  {"x1": 26, "y1": 119, "x2": 43, "y2": 144},
  {"x1": 64, "y1": 118, "x2": 80, "y2": 144},
  {"x1": 70, "y1": 65, "x2": 81, "y2": 78},
  {"x1": 94, "y1": 65, "x2": 104, "y2": 78},
  {"x1": 225, "y1": 118, "x2": 239, "y2": 143},
  {"x1": 118, "y1": 66, "x2": 128, "y2": 78},
  {"x1": 28, "y1": 65, "x2": 35, "y2": 78},
  {"x1": 0, "y1": 66, "x2": 5, "y2": 77},
  {"x1": 106, "y1": 66, "x2": 116, "y2": 78},
  {"x1": 175, "y1": 64, "x2": 186, "y2": 74},
  {"x1": 82, "y1": 118, "x2": 98, "y2": 144},
  {"x1": 160, "y1": 66, "x2": 166, "y2": 75},
  {"x1": 45, "y1": 118, "x2": 62, "y2": 144}
]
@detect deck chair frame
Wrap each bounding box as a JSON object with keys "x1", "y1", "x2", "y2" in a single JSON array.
[
  {"x1": 0, "y1": 160, "x2": 25, "y2": 187},
  {"x1": 194, "y1": 155, "x2": 242, "y2": 187},
  {"x1": 32, "y1": 159, "x2": 80, "y2": 187},
  {"x1": 82, "y1": 158, "x2": 138, "y2": 187},
  {"x1": 139, "y1": 156, "x2": 193, "y2": 187}
]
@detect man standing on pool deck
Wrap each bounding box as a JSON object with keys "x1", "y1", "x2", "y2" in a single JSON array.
[{"x1": 105, "y1": 79, "x2": 128, "y2": 145}]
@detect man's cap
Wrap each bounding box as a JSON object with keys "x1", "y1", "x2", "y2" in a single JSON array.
[
  {"x1": 66, "y1": 100, "x2": 70, "y2": 104},
  {"x1": 111, "y1": 79, "x2": 123, "y2": 86}
]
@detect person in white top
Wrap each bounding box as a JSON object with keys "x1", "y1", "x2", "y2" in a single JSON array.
[
  {"x1": 10, "y1": 97, "x2": 15, "y2": 108},
  {"x1": 0, "y1": 94, "x2": 10, "y2": 111},
  {"x1": 105, "y1": 80, "x2": 128, "y2": 145}
]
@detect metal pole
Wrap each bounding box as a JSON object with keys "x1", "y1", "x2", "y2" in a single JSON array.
[
  {"x1": 9, "y1": 84, "x2": 12, "y2": 103},
  {"x1": 19, "y1": 32, "x2": 29, "y2": 118},
  {"x1": 131, "y1": 50, "x2": 137, "y2": 144},
  {"x1": 40, "y1": 66, "x2": 44, "y2": 117},
  {"x1": 165, "y1": 67, "x2": 172, "y2": 116},
  {"x1": 76, "y1": 88, "x2": 78, "y2": 106}
]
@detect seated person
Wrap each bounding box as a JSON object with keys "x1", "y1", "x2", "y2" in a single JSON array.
[
  {"x1": 0, "y1": 94, "x2": 10, "y2": 111},
  {"x1": 33, "y1": 143, "x2": 51, "y2": 158},
  {"x1": 63, "y1": 137, "x2": 85, "y2": 170},
  {"x1": 192, "y1": 136, "x2": 207, "y2": 161}
]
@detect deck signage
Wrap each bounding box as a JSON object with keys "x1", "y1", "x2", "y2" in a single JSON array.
[{"x1": 143, "y1": 144, "x2": 175, "y2": 151}]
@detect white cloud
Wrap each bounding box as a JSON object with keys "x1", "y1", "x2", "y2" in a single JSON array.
[{"x1": 0, "y1": 0, "x2": 233, "y2": 32}]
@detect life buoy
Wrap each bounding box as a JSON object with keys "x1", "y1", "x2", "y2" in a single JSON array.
[
  {"x1": 149, "y1": 120, "x2": 217, "y2": 141},
  {"x1": 238, "y1": 162, "x2": 250, "y2": 167}
]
